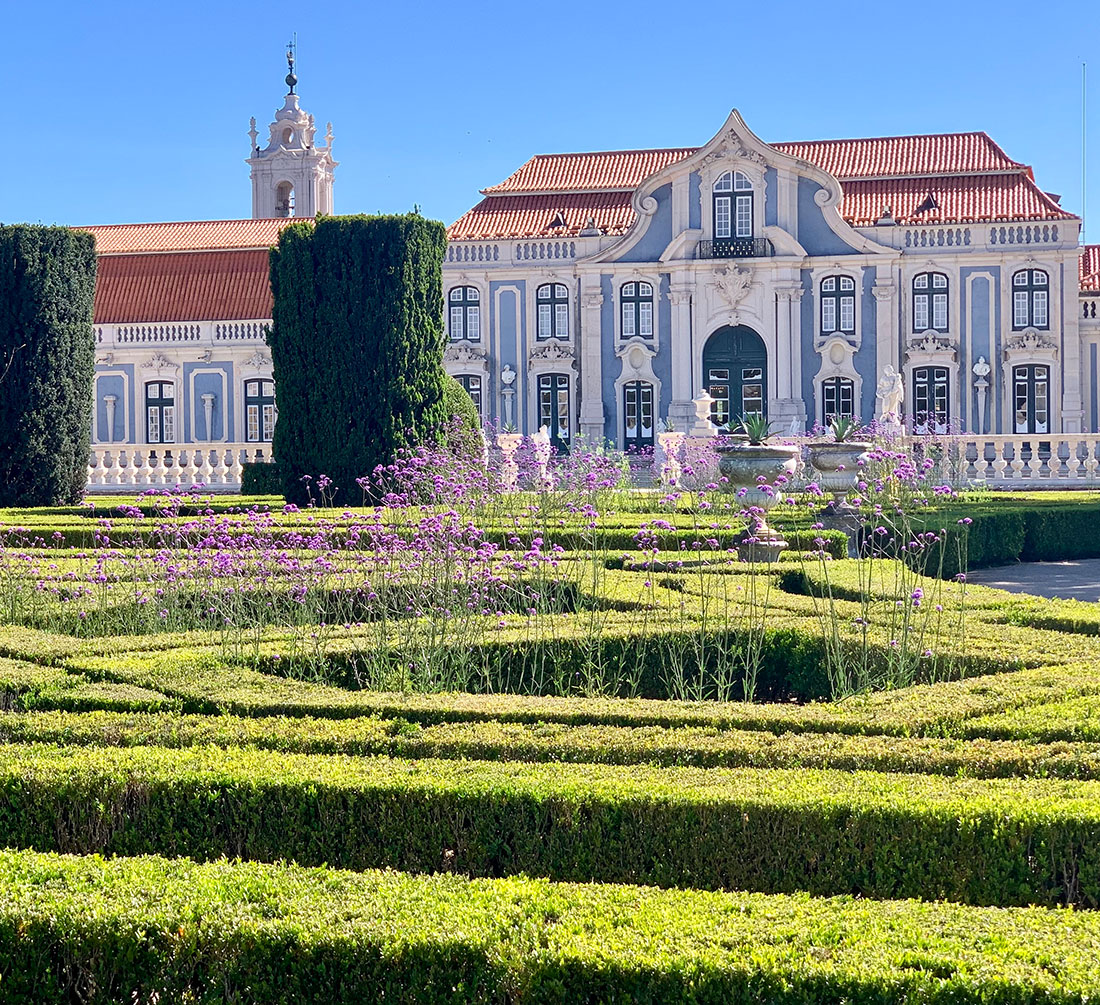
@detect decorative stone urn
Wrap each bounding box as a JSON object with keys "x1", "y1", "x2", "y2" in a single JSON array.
[
  {"x1": 806, "y1": 441, "x2": 872, "y2": 504},
  {"x1": 715, "y1": 439, "x2": 800, "y2": 562}
]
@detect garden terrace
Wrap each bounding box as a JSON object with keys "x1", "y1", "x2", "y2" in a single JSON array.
[{"x1": 3, "y1": 463, "x2": 1100, "y2": 998}]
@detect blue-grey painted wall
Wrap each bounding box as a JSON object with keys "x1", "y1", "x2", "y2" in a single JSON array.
[
  {"x1": 764, "y1": 168, "x2": 777, "y2": 228},
  {"x1": 799, "y1": 270, "x2": 816, "y2": 419},
  {"x1": 688, "y1": 172, "x2": 701, "y2": 231},
  {"x1": 962, "y1": 269, "x2": 993, "y2": 432},
  {"x1": 618, "y1": 184, "x2": 672, "y2": 262},
  {"x1": 600, "y1": 273, "x2": 617, "y2": 441},
  {"x1": 94, "y1": 370, "x2": 132, "y2": 444},
  {"x1": 796, "y1": 178, "x2": 861, "y2": 257},
  {"x1": 491, "y1": 281, "x2": 525, "y2": 429},
  {"x1": 654, "y1": 275, "x2": 673, "y2": 420},
  {"x1": 183, "y1": 364, "x2": 233, "y2": 443},
  {"x1": 857, "y1": 268, "x2": 878, "y2": 422}
]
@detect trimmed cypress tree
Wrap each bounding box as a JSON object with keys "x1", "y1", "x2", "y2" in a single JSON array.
[
  {"x1": 268, "y1": 215, "x2": 449, "y2": 505},
  {"x1": 0, "y1": 225, "x2": 96, "y2": 506}
]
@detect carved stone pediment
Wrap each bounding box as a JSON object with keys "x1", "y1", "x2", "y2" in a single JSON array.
[
  {"x1": 528, "y1": 339, "x2": 576, "y2": 369},
  {"x1": 141, "y1": 352, "x2": 177, "y2": 377},
  {"x1": 905, "y1": 330, "x2": 955, "y2": 357},
  {"x1": 443, "y1": 342, "x2": 486, "y2": 365},
  {"x1": 242, "y1": 350, "x2": 273, "y2": 370},
  {"x1": 700, "y1": 127, "x2": 767, "y2": 167},
  {"x1": 1003, "y1": 327, "x2": 1058, "y2": 362}
]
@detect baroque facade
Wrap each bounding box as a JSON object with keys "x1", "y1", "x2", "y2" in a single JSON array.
[
  {"x1": 444, "y1": 112, "x2": 1100, "y2": 452},
  {"x1": 81, "y1": 78, "x2": 1100, "y2": 485}
]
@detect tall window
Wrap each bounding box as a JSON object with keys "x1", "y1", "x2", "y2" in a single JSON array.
[
  {"x1": 1013, "y1": 364, "x2": 1050, "y2": 433},
  {"x1": 245, "y1": 379, "x2": 277, "y2": 443},
  {"x1": 913, "y1": 272, "x2": 949, "y2": 332},
  {"x1": 1012, "y1": 269, "x2": 1049, "y2": 329},
  {"x1": 536, "y1": 283, "x2": 569, "y2": 340},
  {"x1": 713, "y1": 170, "x2": 754, "y2": 240},
  {"x1": 820, "y1": 276, "x2": 856, "y2": 335},
  {"x1": 145, "y1": 382, "x2": 175, "y2": 444},
  {"x1": 448, "y1": 287, "x2": 480, "y2": 341},
  {"x1": 456, "y1": 374, "x2": 483, "y2": 419},
  {"x1": 538, "y1": 373, "x2": 570, "y2": 453},
  {"x1": 623, "y1": 381, "x2": 654, "y2": 451},
  {"x1": 821, "y1": 377, "x2": 855, "y2": 426},
  {"x1": 912, "y1": 366, "x2": 950, "y2": 434},
  {"x1": 621, "y1": 282, "x2": 654, "y2": 339}
]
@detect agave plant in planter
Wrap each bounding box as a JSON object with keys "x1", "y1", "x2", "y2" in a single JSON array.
[
  {"x1": 715, "y1": 414, "x2": 800, "y2": 562},
  {"x1": 807, "y1": 415, "x2": 872, "y2": 505}
]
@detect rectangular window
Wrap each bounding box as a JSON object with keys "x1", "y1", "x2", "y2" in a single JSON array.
[
  {"x1": 622, "y1": 303, "x2": 635, "y2": 337},
  {"x1": 161, "y1": 406, "x2": 175, "y2": 444},
  {"x1": 247, "y1": 404, "x2": 259, "y2": 443},
  {"x1": 1013, "y1": 291, "x2": 1030, "y2": 328},
  {"x1": 822, "y1": 299, "x2": 836, "y2": 333},
  {"x1": 467, "y1": 306, "x2": 480, "y2": 340},
  {"x1": 914, "y1": 294, "x2": 929, "y2": 331},
  {"x1": 735, "y1": 195, "x2": 752, "y2": 238},
  {"x1": 450, "y1": 306, "x2": 464, "y2": 340},
  {"x1": 840, "y1": 296, "x2": 855, "y2": 332},
  {"x1": 932, "y1": 293, "x2": 948, "y2": 330},
  {"x1": 707, "y1": 368, "x2": 730, "y2": 426},
  {"x1": 714, "y1": 196, "x2": 731, "y2": 238},
  {"x1": 639, "y1": 301, "x2": 653, "y2": 338},
  {"x1": 538, "y1": 303, "x2": 552, "y2": 339},
  {"x1": 1033, "y1": 290, "x2": 1048, "y2": 328},
  {"x1": 555, "y1": 302, "x2": 569, "y2": 339},
  {"x1": 148, "y1": 408, "x2": 160, "y2": 445},
  {"x1": 263, "y1": 403, "x2": 277, "y2": 441}
]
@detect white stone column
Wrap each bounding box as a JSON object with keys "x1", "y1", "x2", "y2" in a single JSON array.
[
  {"x1": 578, "y1": 277, "x2": 605, "y2": 442},
  {"x1": 667, "y1": 285, "x2": 696, "y2": 431},
  {"x1": 769, "y1": 285, "x2": 806, "y2": 432},
  {"x1": 872, "y1": 276, "x2": 898, "y2": 413}
]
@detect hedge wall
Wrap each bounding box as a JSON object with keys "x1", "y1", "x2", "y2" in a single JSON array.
[
  {"x1": 0, "y1": 225, "x2": 96, "y2": 506},
  {"x1": 268, "y1": 215, "x2": 449, "y2": 506}
]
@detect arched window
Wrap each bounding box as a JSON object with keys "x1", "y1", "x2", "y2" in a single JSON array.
[
  {"x1": 538, "y1": 372, "x2": 571, "y2": 453},
  {"x1": 536, "y1": 283, "x2": 569, "y2": 340},
  {"x1": 275, "y1": 181, "x2": 295, "y2": 218},
  {"x1": 623, "y1": 381, "x2": 655, "y2": 451},
  {"x1": 912, "y1": 366, "x2": 950, "y2": 434},
  {"x1": 913, "y1": 272, "x2": 949, "y2": 332},
  {"x1": 456, "y1": 374, "x2": 483, "y2": 418},
  {"x1": 145, "y1": 382, "x2": 175, "y2": 444},
  {"x1": 820, "y1": 276, "x2": 856, "y2": 335},
  {"x1": 1012, "y1": 269, "x2": 1049, "y2": 329},
  {"x1": 620, "y1": 281, "x2": 654, "y2": 339},
  {"x1": 448, "y1": 287, "x2": 480, "y2": 341},
  {"x1": 821, "y1": 377, "x2": 855, "y2": 426},
  {"x1": 713, "y1": 170, "x2": 753, "y2": 241},
  {"x1": 245, "y1": 379, "x2": 277, "y2": 443},
  {"x1": 1013, "y1": 365, "x2": 1050, "y2": 434}
]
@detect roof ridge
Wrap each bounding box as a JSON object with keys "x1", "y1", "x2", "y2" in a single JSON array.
[{"x1": 76, "y1": 218, "x2": 312, "y2": 230}]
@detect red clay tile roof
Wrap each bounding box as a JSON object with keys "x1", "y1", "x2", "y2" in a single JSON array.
[
  {"x1": 772, "y1": 132, "x2": 1026, "y2": 180},
  {"x1": 94, "y1": 250, "x2": 272, "y2": 324},
  {"x1": 1083, "y1": 245, "x2": 1100, "y2": 292},
  {"x1": 838, "y1": 174, "x2": 1074, "y2": 227},
  {"x1": 448, "y1": 192, "x2": 637, "y2": 241},
  {"x1": 78, "y1": 218, "x2": 304, "y2": 255},
  {"x1": 449, "y1": 130, "x2": 1076, "y2": 241}
]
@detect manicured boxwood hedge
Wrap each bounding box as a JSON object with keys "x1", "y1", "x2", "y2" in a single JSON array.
[
  {"x1": 240, "y1": 460, "x2": 283, "y2": 496},
  {"x1": 3, "y1": 744, "x2": 1100, "y2": 906},
  {"x1": 4, "y1": 848, "x2": 1100, "y2": 1005}
]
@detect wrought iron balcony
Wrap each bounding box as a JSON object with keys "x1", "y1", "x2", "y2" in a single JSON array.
[{"x1": 695, "y1": 237, "x2": 774, "y2": 260}]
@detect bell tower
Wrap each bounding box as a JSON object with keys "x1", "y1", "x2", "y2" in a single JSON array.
[{"x1": 247, "y1": 42, "x2": 337, "y2": 219}]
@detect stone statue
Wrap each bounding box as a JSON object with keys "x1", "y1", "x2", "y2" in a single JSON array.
[
  {"x1": 972, "y1": 356, "x2": 991, "y2": 379},
  {"x1": 876, "y1": 365, "x2": 904, "y2": 423}
]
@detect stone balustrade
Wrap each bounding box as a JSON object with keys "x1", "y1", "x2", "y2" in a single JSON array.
[
  {"x1": 937, "y1": 435, "x2": 1100, "y2": 484},
  {"x1": 86, "y1": 443, "x2": 274, "y2": 493}
]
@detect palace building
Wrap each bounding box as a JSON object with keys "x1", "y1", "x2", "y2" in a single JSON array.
[{"x1": 81, "y1": 66, "x2": 1100, "y2": 488}]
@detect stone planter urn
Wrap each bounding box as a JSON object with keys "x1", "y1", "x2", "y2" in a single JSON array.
[
  {"x1": 715, "y1": 439, "x2": 800, "y2": 562},
  {"x1": 806, "y1": 441, "x2": 872, "y2": 503}
]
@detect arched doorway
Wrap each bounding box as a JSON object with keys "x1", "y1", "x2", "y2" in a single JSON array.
[{"x1": 702, "y1": 325, "x2": 767, "y2": 428}]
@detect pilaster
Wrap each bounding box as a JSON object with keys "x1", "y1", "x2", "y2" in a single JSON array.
[
  {"x1": 578, "y1": 278, "x2": 605, "y2": 441},
  {"x1": 667, "y1": 285, "x2": 696, "y2": 431}
]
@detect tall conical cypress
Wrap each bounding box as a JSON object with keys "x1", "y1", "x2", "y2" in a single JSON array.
[
  {"x1": 0, "y1": 225, "x2": 96, "y2": 506},
  {"x1": 268, "y1": 214, "x2": 448, "y2": 505}
]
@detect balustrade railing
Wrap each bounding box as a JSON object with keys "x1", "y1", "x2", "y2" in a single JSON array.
[
  {"x1": 86, "y1": 443, "x2": 274, "y2": 492},
  {"x1": 939, "y1": 435, "x2": 1100, "y2": 484}
]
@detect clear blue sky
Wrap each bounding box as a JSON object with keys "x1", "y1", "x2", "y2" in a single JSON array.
[{"x1": 6, "y1": 0, "x2": 1097, "y2": 240}]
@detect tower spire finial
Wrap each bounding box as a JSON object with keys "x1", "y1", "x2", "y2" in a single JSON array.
[{"x1": 285, "y1": 34, "x2": 298, "y2": 94}]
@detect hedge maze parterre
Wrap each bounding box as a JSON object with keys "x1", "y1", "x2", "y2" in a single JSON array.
[{"x1": 3, "y1": 492, "x2": 1100, "y2": 1001}]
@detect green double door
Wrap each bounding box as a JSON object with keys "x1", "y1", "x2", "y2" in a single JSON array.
[{"x1": 703, "y1": 325, "x2": 768, "y2": 429}]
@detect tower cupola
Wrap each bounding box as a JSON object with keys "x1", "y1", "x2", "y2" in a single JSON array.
[{"x1": 247, "y1": 44, "x2": 337, "y2": 219}]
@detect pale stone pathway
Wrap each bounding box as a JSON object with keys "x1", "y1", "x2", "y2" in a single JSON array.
[{"x1": 967, "y1": 559, "x2": 1100, "y2": 602}]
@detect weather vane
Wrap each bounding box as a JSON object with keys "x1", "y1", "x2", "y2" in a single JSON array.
[{"x1": 285, "y1": 33, "x2": 298, "y2": 94}]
